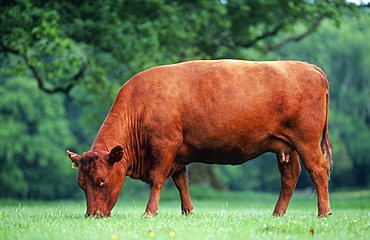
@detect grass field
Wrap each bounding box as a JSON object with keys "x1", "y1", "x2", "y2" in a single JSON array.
[{"x1": 0, "y1": 188, "x2": 369, "y2": 240}]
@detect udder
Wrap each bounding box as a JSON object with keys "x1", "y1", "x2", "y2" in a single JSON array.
[{"x1": 262, "y1": 135, "x2": 295, "y2": 163}]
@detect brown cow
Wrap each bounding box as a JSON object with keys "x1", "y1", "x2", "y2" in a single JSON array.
[{"x1": 67, "y1": 60, "x2": 332, "y2": 218}]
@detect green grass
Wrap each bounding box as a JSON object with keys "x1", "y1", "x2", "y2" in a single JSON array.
[{"x1": 0, "y1": 189, "x2": 369, "y2": 240}]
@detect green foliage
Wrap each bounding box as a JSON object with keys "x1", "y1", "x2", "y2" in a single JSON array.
[
  {"x1": 214, "y1": 154, "x2": 281, "y2": 192},
  {"x1": 0, "y1": 77, "x2": 80, "y2": 199},
  {"x1": 0, "y1": 0, "x2": 359, "y2": 96},
  {"x1": 0, "y1": 0, "x2": 84, "y2": 93},
  {"x1": 0, "y1": 0, "x2": 368, "y2": 200}
]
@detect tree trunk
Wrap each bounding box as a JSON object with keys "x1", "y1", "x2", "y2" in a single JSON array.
[{"x1": 188, "y1": 163, "x2": 227, "y2": 190}]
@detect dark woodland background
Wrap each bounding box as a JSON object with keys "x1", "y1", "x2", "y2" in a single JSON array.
[{"x1": 1, "y1": 0, "x2": 369, "y2": 199}]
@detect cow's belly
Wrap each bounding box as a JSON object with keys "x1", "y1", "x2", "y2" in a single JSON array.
[
  {"x1": 175, "y1": 145, "x2": 259, "y2": 165},
  {"x1": 175, "y1": 133, "x2": 294, "y2": 165}
]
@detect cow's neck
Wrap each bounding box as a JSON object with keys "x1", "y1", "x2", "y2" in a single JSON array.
[
  {"x1": 90, "y1": 111, "x2": 126, "y2": 152},
  {"x1": 121, "y1": 114, "x2": 149, "y2": 181},
  {"x1": 90, "y1": 89, "x2": 133, "y2": 152},
  {"x1": 90, "y1": 109, "x2": 148, "y2": 181}
]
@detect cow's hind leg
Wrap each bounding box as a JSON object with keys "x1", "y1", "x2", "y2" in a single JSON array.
[
  {"x1": 297, "y1": 144, "x2": 332, "y2": 217},
  {"x1": 273, "y1": 151, "x2": 301, "y2": 216},
  {"x1": 172, "y1": 166, "x2": 194, "y2": 215}
]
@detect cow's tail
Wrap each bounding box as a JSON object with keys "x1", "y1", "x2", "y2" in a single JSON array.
[{"x1": 320, "y1": 90, "x2": 333, "y2": 178}]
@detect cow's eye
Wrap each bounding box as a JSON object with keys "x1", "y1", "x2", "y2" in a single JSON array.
[{"x1": 99, "y1": 178, "x2": 106, "y2": 186}]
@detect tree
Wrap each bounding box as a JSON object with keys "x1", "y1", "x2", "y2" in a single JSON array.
[
  {"x1": 1, "y1": 0, "x2": 360, "y2": 98},
  {"x1": 0, "y1": 1, "x2": 367, "y2": 199},
  {"x1": 0, "y1": 77, "x2": 80, "y2": 199}
]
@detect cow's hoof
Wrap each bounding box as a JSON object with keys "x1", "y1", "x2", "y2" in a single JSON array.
[
  {"x1": 142, "y1": 211, "x2": 158, "y2": 217},
  {"x1": 182, "y1": 210, "x2": 194, "y2": 216},
  {"x1": 318, "y1": 212, "x2": 333, "y2": 218}
]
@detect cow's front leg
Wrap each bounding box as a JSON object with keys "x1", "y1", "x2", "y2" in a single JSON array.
[
  {"x1": 144, "y1": 177, "x2": 166, "y2": 216},
  {"x1": 144, "y1": 142, "x2": 178, "y2": 216},
  {"x1": 172, "y1": 166, "x2": 194, "y2": 215},
  {"x1": 273, "y1": 151, "x2": 301, "y2": 216}
]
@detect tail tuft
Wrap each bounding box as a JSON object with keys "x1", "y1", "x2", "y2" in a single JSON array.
[{"x1": 321, "y1": 133, "x2": 333, "y2": 174}]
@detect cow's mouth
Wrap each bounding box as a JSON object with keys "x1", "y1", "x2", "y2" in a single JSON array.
[{"x1": 85, "y1": 210, "x2": 111, "y2": 218}]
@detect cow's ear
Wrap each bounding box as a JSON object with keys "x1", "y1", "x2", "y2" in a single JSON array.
[
  {"x1": 109, "y1": 146, "x2": 124, "y2": 165},
  {"x1": 67, "y1": 150, "x2": 81, "y2": 169}
]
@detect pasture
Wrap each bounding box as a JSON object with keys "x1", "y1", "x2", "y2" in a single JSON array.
[{"x1": 0, "y1": 188, "x2": 369, "y2": 240}]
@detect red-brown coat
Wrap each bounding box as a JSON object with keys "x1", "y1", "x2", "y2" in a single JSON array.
[{"x1": 67, "y1": 60, "x2": 332, "y2": 217}]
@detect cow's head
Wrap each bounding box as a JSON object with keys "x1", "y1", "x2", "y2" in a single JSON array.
[{"x1": 67, "y1": 146, "x2": 125, "y2": 217}]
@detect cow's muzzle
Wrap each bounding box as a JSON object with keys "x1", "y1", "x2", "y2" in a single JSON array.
[{"x1": 85, "y1": 209, "x2": 111, "y2": 218}]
